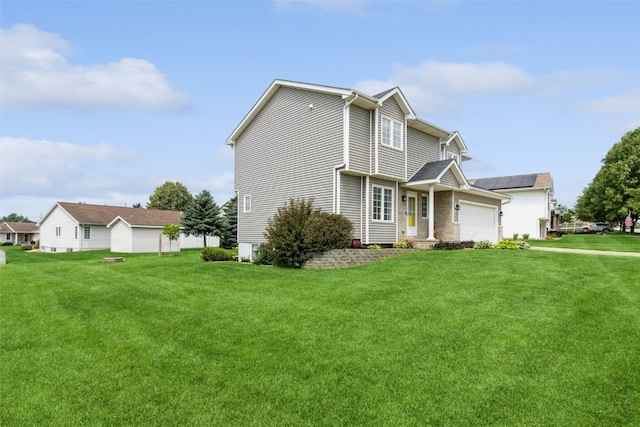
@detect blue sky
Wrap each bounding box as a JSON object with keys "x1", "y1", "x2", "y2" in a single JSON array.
[{"x1": 2, "y1": 0, "x2": 639, "y2": 221}]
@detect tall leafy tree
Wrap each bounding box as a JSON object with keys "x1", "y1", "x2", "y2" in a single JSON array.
[
  {"x1": 220, "y1": 195, "x2": 238, "y2": 249},
  {"x1": 181, "y1": 190, "x2": 223, "y2": 247},
  {"x1": 576, "y1": 127, "x2": 640, "y2": 231},
  {"x1": 147, "y1": 181, "x2": 193, "y2": 211},
  {"x1": 1, "y1": 213, "x2": 32, "y2": 222}
]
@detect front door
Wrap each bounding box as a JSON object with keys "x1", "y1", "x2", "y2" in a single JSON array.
[{"x1": 407, "y1": 192, "x2": 417, "y2": 237}]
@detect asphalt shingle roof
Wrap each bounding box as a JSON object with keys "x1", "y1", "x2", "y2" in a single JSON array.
[{"x1": 57, "y1": 202, "x2": 182, "y2": 226}]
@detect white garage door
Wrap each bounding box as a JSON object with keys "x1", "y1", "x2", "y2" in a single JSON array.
[{"x1": 459, "y1": 202, "x2": 498, "y2": 242}]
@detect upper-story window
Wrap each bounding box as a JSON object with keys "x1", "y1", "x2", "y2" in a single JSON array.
[
  {"x1": 381, "y1": 116, "x2": 403, "y2": 150},
  {"x1": 372, "y1": 185, "x2": 394, "y2": 222},
  {"x1": 244, "y1": 195, "x2": 252, "y2": 213},
  {"x1": 55, "y1": 226, "x2": 61, "y2": 237},
  {"x1": 447, "y1": 151, "x2": 460, "y2": 164}
]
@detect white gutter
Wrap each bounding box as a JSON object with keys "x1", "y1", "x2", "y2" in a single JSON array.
[{"x1": 333, "y1": 93, "x2": 359, "y2": 213}]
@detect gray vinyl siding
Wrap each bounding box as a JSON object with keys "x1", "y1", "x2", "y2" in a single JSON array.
[
  {"x1": 376, "y1": 98, "x2": 405, "y2": 179},
  {"x1": 235, "y1": 87, "x2": 344, "y2": 242},
  {"x1": 441, "y1": 169, "x2": 460, "y2": 188},
  {"x1": 407, "y1": 127, "x2": 440, "y2": 178},
  {"x1": 348, "y1": 104, "x2": 371, "y2": 174},
  {"x1": 368, "y1": 177, "x2": 397, "y2": 243},
  {"x1": 339, "y1": 173, "x2": 363, "y2": 239}
]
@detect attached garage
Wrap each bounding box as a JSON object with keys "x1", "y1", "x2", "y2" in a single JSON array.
[{"x1": 459, "y1": 201, "x2": 499, "y2": 242}]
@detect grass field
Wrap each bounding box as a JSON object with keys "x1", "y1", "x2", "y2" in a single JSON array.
[
  {"x1": 1, "y1": 243, "x2": 639, "y2": 425},
  {"x1": 527, "y1": 231, "x2": 640, "y2": 253}
]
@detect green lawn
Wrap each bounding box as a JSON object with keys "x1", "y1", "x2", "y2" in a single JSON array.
[
  {"x1": 527, "y1": 231, "x2": 640, "y2": 253},
  {"x1": 1, "y1": 246, "x2": 639, "y2": 425}
]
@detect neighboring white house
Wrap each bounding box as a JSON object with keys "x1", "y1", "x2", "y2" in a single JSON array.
[
  {"x1": 1, "y1": 222, "x2": 40, "y2": 245},
  {"x1": 470, "y1": 173, "x2": 555, "y2": 239},
  {"x1": 38, "y1": 202, "x2": 219, "y2": 253}
]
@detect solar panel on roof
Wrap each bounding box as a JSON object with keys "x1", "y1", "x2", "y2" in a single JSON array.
[{"x1": 473, "y1": 174, "x2": 537, "y2": 190}]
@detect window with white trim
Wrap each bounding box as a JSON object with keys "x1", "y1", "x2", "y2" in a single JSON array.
[
  {"x1": 421, "y1": 196, "x2": 429, "y2": 218},
  {"x1": 5, "y1": 234, "x2": 10, "y2": 241},
  {"x1": 381, "y1": 116, "x2": 403, "y2": 150},
  {"x1": 55, "y1": 226, "x2": 61, "y2": 237},
  {"x1": 83, "y1": 226, "x2": 91, "y2": 240},
  {"x1": 447, "y1": 151, "x2": 460, "y2": 164},
  {"x1": 74, "y1": 227, "x2": 78, "y2": 239},
  {"x1": 372, "y1": 185, "x2": 394, "y2": 222},
  {"x1": 244, "y1": 195, "x2": 252, "y2": 213}
]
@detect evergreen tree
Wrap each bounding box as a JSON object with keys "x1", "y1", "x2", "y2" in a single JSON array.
[
  {"x1": 220, "y1": 196, "x2": 238, "y2": 249},
  {"x1": 181, "y1": 190, "x2": 223, "y2": 247}
]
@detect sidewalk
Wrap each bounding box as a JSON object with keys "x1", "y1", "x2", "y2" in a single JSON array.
[{"x1": 530, "y1": 246, "x2": 640, "y2": 257}]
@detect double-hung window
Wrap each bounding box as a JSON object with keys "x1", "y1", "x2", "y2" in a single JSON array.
[
  {"x1": 421, "y1": 196, "x2": 429, "y2": 218},
  {"x1": 55, "y1": 226, "x2": 61, "y2": 237},
  {"x1": 381, "y1": 116, "x2": 403, "y2": 150},
  {"x1": 372, "y1": 185, "x2": 394, "y2": 222},
  {"x1": 83, "y1": 226, "x2": 91, "y2": 240},
  {"x1": 244, "y1": 195, "x2": 252, "y2": 213}
]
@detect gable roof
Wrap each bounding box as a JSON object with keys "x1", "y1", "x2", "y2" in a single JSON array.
[
  {"x1": 1, "y1": 222, "x2": 39, "y2": 233},
  {"x1": 225, "y1": 79, "x2": 467, "y2": 153},
  {"x1": 226, "y1": 79, "x2": 379, "y2": 146},
  {"x1": 408, "y1": 159, "x2": 469, "y2": 187},
  {"x1": 39, "y1": 202, "x2": 182, "y2": 227},
  {"x1": 470, "y1": 173, "x2": 553, "y2": 191},
  {"x1": 106, "y1": 209, "x2": 183, "y2": 229},
  {"x1": 373, "y1": 86, "x2": 415, "y2": 117}
]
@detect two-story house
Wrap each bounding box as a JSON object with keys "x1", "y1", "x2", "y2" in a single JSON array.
[{"x1": 227, "y1": 80, "x2": 508, "y2": 261}]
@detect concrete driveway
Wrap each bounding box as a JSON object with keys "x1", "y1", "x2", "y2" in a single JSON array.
[{"x1": 530, "y1": 246, "x2": 640, "y2": 257}]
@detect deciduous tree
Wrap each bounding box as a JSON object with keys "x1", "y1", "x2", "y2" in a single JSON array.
[
  {"x1": 576, "y1": 127, "x2": 640, "y2": 231},
  {"x1": 147, "y1": 181, "x2": 193, "y2": 211},
  {"x1": 0, "y1": 213, "x2": 32, "y2": 223},
  {"x1": 162, "y1": 223, "x2": 180, "y2": 253}
]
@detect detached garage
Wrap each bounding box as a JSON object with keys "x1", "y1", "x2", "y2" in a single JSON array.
[{"x1": 459, "y1": 201, "x2": 499, "y2": 243}]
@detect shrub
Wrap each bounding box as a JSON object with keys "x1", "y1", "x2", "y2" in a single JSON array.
[
  {"x1": 264, "y1": 198, "x2": 317, "y2": 268},
  {"x1": 512, "y1": 233, "x2": 519, "y2": 240},
  {"x1": 393, "y1": 239, "x2": 415, "y2": 249},
  {"x1": 302, "y1": 212, "x2": 353, "y2": 253},
  {"x1": 200, "y1": 247, "x2": 235, "y2": 262},
  {"x1": 367, "y1": 244, "x2": 382, "y2": 249},
  {"x1": 522, "y1": 233, "x2": 530, "y2": 240},
  {"x1": 253, "y1": 243, "x2": 274, "y2": 265},
  {"x1": 494, "y1": 239, "x2": 530, "y2": 250},
  {"x1": 21, "y1": 244, "x2": 33, "y2": 251},
  {"x1": 474, "y1": 240, "x2": 494, "y2": 249},
  {"x1": 433, "y1": 241, "x2": 468, "y2": 250},
  {"x1": 1, "y1": 242, "x2": 13, "y2": 246}
]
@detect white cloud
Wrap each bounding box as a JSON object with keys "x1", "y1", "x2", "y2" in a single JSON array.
[
  {"x1": 0, "y1": 24, "x2": 190, "y2": 110},
  {"x1": 0, "y1": 137, "x2": 142, "y2": 198},
  {"x1": 579, "y1": 89, "x2": 640, "y2": 115},
  {"x1": 274, "y1": 0, "x2": 368, "y2": 14},
  {"x1": 355, "y1": 60, "x2": 535, "y2": 113}
]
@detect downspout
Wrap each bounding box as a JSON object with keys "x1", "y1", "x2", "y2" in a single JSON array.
[{"x1": 333, "y1": 93, "x2": 359, "y2": 213}]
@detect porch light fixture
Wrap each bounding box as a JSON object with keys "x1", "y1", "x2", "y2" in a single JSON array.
[
  {"x1": 499, "y1": 210, "x2": 503, "y2": 217},
  {"x1": 402, "y1": 195, "x2": 407, "y2": 202},
  {"x1": 455, "y1": 203, "x2": 460, "y2": 211}
]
